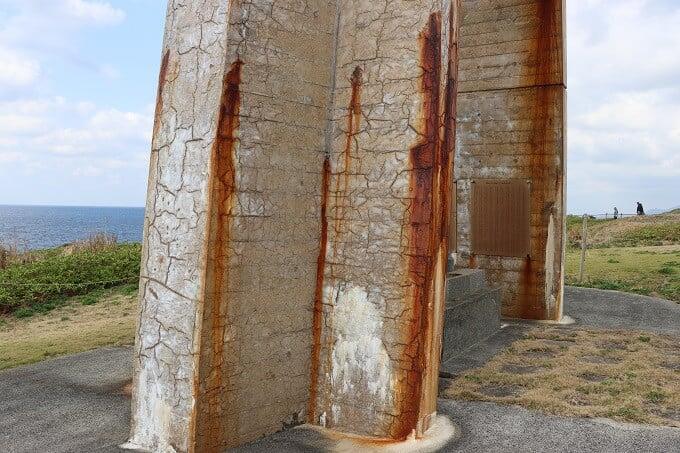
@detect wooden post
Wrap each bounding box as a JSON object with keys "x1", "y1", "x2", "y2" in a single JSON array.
[{"x1": 579, "y1": 214, "x2": 588, "y2": 283}]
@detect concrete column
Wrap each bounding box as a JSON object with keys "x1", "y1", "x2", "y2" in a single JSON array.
[
  {"x1": 309, "y1": 0, "x2": 459, "y2": 440},
  {"x1": 126, "y1": 1, "x2": 336, "y2": 451},
  {"x1": 127, "y1": 0, "x2": 459, "y2": 451},
  {"x1": 455, "y1": 0, "x2": 566, "y2": 321}
]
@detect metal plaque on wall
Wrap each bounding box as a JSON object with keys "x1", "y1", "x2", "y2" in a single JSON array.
[{"x1": 470, "y1": 179, "x2": 531, "y2": 258}]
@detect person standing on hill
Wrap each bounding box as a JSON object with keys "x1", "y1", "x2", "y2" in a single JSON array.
[
  {"x1": 637, "y1": 202, "x2": 645, "y2": 216},
  {"x1": 613, "y1": 207, "x2": 619, "y2": 219}
]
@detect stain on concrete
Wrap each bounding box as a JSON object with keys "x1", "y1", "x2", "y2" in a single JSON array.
[
  {"x1": 309, "y1": 157, "x2": 331, "y2": 423},
  {"x1": 332, "y1": 66, "x2": 363, "y2": 255},
  {"x1": 396, "y1": 11, "x2": 444, "y2": 441},
  {"x1": 153, "y1": 50, "x2": 170, "y2": 137},
  {"x1": 196, "y1": 58, "x2": 243, "y2": 453}
]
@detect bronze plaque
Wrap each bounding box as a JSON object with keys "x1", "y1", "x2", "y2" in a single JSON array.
[{"x1": 471, "y1": 179, "x2": 530, "y2": 258}]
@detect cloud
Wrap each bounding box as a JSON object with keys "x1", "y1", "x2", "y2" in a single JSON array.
[
  {"x1": 0, "y1": 96, "x2": 152, "y2": 180},
  {"x1": 0, "y1": 46, "x2": 40, "y2": 89},
  {"x1": 567, "y1": 0, "x2": 680, "y2": 212},
  {"x1": 0, "y1": 96, "x2": 152, "y2": 154},
  {"x1": 63, "y1": 0, "x2": 125, "y2": 25},
  {"x1": 0, "y1": 0, "x2": 125, "y2": 97}
]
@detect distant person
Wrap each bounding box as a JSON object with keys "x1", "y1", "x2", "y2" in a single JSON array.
[
  {"x1": 637, "y1": 202, "x2": 645, "y2": 216},
  {"x1": 613, "y1": 207, "x2": 619, "y2": 219}
]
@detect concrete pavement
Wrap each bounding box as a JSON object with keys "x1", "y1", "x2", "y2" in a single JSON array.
[{"x1": 1, "y1": 287, "x2": 679, "y2": 452}]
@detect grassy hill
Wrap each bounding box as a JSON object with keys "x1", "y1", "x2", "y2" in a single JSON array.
[
  {"x1": 565, "y1": 214, "x2": 680, "y2": 302},
  {"x1": 566, "y1": 213, "x2": 680, "y2": 249}
]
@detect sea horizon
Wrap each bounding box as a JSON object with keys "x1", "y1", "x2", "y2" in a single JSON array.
[
  {"x1": 0, "y1": 205, "x2": 145, "y2": 250},
  {"x1": 0, "y1": 203, "x2": 145, "y2": 209}
]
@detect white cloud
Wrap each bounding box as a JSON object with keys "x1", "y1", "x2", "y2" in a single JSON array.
[
  {"x1": 63, "y1": 0, "x2": 125, "y2": 25},
  {"x1": 0, "y1": 0, "x2": 125, "y2": 97},
  {"x1": 0, "y1": 96, "x2": 152, "y2": 171},
  {"x1": 0, "y1": 46, "x2": 40, "y2": 88},
  {"x1": 567, "y1": 0, "x2": 680, "y2": 213}
]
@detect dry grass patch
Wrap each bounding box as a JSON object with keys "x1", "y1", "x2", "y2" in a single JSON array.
[
  {"x1": 0, "y1": 289, "x2": 138, "y2": 370},
  {"x1": 444, "y1": 327, "x2": 680, "y2": 427}
]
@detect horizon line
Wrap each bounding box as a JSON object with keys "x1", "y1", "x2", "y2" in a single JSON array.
[{"x1": 0, "y1": 203, "x2": 145, "y2": 209}]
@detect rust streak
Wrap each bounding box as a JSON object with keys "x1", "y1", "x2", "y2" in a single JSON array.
[
  {"x1": 308, "y1": 157, "x2": 331, "y2": 422},
  {"x1": 394, "y1": 11, "x2": 444, "y2": 440},
  {"x1": 197, "y1": 58, "x2": 243, "y2": 452},
  {"x1": 520, "y1": 0, "x2": 560, "y2": 320},
  {"x1": 152, "y1": 50, "x2": 170, "y2": 138},
  {"x1": 332, "y1": 67, "x2": 363, "y2": 256}
]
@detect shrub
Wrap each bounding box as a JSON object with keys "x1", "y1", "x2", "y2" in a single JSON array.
[{"x1": 0, "y1": 243, "x2": 141, "y2": 316}]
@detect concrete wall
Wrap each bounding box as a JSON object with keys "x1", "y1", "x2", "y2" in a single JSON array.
[{"x1": 454, "y1": 0, "x2": 566, "y2": 321}]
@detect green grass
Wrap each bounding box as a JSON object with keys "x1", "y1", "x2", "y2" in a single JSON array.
[
  {"x1": 565, "y1": 246, "x2": 680, "y2": 302},
  {"x1": 0, "y1": 243, "x2": 141, "y2": 317},
  {"x1": 608, "y1": 223, "x2": 680, "y2": 248},
  {"x1": 566, "y1": 214, "x2": 680, "y2": 249}
]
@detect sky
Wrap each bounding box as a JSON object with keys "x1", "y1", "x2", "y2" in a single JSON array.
[{"x1": 0, "y1": 1, "x2": 678, "y2": 214}]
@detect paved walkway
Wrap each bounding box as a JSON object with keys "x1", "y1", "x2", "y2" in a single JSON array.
[
  {"x1": 564, "y1": 286, "x2": 680, "y2": 335},
  {"x1": 1, "y1": 287, "x2": 679, "y2": 452}
]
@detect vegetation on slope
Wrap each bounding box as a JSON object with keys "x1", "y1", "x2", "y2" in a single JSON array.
[
  {"x1": 0, "y1": 235, "x2": 141, "y2": 317},
  {"x1": 566, "y1": 214, "x2": 680, "y2": 249},
  {"x1": 564, "y1": 214, "x2": 680, "y2": 302}
]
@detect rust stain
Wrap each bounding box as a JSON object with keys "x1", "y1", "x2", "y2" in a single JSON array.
[
  {"x1": 468, "y1": 253, "x2": 476, "y2": 269},
  {"x1": 518, "y1": 256, "x2": 545, "y2": 319},
  {"x1": 308, "y1": 157, "x2": 331, "y2": 422},
  {"x1": 332, "y1": 66, "x2": 363, "y2": 256},
  {"x1": 520, "y1": 0, "x2": 561, "y2": 320},
  {"x1": 394, "y1": 11, "x2": 446, "y2": 440},
  {"x1": 196, "y1": 58, "x2": 243, "y2": 452},
  {"x1": 152, "y1": 50, "x2": 170, "y2": 137},
  {"x1": 440, "y1": 4, "x2": 459, "y2": 243}
]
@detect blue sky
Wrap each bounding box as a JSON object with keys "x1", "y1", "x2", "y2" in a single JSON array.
[{"x1": 0, "y1": 1, "x2": 678, "y2": 214}]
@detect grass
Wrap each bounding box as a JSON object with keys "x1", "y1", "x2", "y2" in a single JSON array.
[
  {"x1": 565, "y1": 245, "x2": 680, "y2": 302},
  {"x1": 0, "y1": 235, "x2": 141, "y2": 317},
  {"x1": 444, "y1": 327, "x2": 680, "y2": 427},
  {"x1": 0, "y1": 285, "x2": 138, "y2": 370},
  {"x1": 566, "y1": 214, "x2": 680, "y2": 249}
]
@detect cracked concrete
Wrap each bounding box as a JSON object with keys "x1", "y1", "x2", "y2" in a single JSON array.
[
  {"x1": 454, "y1": 0, "x2": 566, "y2": 321},
  {"x1": 129, "y1": 0, "x2": 564, "y2": 450}
]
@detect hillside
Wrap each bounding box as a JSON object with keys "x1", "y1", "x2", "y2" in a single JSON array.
[
  {"x1": 565, "y1": 213, "x2": 680, "y2": 302},
  {"x1": 567, "y1": 213, "x2": 680, "y2": 249}
]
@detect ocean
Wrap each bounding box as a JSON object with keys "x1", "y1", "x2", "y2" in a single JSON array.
[{"x1": 0, "y1": 205, "x2": 145, "y2": 250}]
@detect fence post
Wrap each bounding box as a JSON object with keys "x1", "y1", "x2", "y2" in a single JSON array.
[{"x1": 579, "y1": 214, "x2": 588, "y2": 283}]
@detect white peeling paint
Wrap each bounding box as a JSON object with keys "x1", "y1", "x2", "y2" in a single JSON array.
[
  {"x1": 122, "y1": 367, "x2": 180, "y2": 453},
  {"x1": 328, "y1": 283, "x2": 394, "y2": 410},
  {"x1": 545, "y1": 213, "x2": 556, "y2": 316}
]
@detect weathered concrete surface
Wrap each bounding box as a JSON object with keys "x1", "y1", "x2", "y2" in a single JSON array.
[
  {"x1": 564, "y1": 286, "x2": 680, "y2": 335},
  {"x1": 133, "y1": 0, "x2": 462, "y2": 449},
  {"x1": 309, "y1": 0, "x2": 460, "y2": 440},
  {"x1": 235, "y1": 400, "x2": 680, "y2": 453},
  {"x1": 0, "y1": 347, "x2": 132, "y2": 453},
  {"x1": 454, "y1": 0, "x2": 566, "y2": 321}
]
